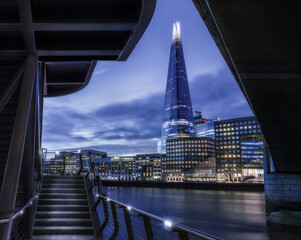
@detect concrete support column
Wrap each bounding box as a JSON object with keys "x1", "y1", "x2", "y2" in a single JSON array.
[{"x1": 264, "y1": 149, "x2": 301, "y2": 228}]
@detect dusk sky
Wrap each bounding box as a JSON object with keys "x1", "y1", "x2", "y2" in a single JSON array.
[{"x1": 42, "y1": 0, "x2": 253, "y2": 155}]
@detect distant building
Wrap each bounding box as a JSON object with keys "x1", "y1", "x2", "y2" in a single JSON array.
[
  {"x1": 96, "y1": 156, "x2": 136, "y2": 181},
  {"x1": 194, "y1": 112, "x2": 216, "y2": 139},
  {"x1": 196, "y1": 121, "x2": 215, "y2": 139},
  {"x1": 241, "y1": 136, "x2": 264, "y2": 180},
  {"x1": 46, "y1": 149, "x2": 107, "y2": 175},
  {"x1": 215, "y1": 116, "x2": 263, "y2": 182},
  {"x1": 193, "y1": 111, "x2": 220, "y2": 139},
  {"x1": 157, "y1": 141, "x2": 162, "y2": 153},
  {"x1": 161, "y1": 22, "x2": 195, "y2": 153},
  {"x1": 161, "y1": 137, "x2": 215, "y2": 182},
  {"x1": 184, "y1": 157, "x2": 216, "y2": 182},
  {"x1": 44, "y1": 152, "x2": 64, "y2": 175},
  {"x1": 135, "y1": 154, "x2": 161, "y2": 181}
]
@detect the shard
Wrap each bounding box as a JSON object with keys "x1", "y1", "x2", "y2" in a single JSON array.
[{"x1": 161, "y1": 22, "x2": 195, "y2": 153}]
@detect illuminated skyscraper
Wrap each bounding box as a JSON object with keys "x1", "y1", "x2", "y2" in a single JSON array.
[{"x1": 161, "y1": 22, "x2": 195, "y2": 153}]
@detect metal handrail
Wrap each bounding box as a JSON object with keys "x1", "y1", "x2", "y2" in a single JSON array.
[
  {"x1": 0, "y1": 194, "x2": 40, "y2": 224},
  {"x1": 85, "y1": 152, "x2": 223, "y2": 240},
  {"x1": 77, "y1": 152, "x2": 83, "y2": 176},
  {"x1": 82, "y1": 150, "x2": 105, "y2": 195},
  {"x1": 96, "y1": 194, "x2": 222, "y2": 240},
  {"x1": 0, "y1": 148, "x2": 47, "y2": 224}
]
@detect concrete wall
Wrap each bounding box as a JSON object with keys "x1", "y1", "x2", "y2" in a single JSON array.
[{"x1": 264, "y1": 150, "x2": 301, "y2": 227}]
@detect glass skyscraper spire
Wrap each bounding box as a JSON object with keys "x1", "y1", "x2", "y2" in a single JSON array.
[{"x1": 161, "y1": 22, "x2": 195, "y2": 153}]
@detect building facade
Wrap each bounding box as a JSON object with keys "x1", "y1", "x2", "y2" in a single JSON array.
[
  {"x1": 241, "y1": 136, "x2": 264, "y2": 180},
  {"x1": 195, "y1": 120, "x2": 215, "y2": 139},
  {"x1": 161, "y1": 137, "x2": 215, "y2": 182},
  {"x1": 215, "y1": 116, "x2": 263, "y2": 182},
  {"x1": 184, "y1": 157, "x2": 216, "y2": 182},
  {"x1": 97, "y1": 156, "x2": 136, "y2": 181},
  {"x1": 46, "y1": 150, "x2": 107, "y2": 175},
  {"x1": 161, "y1": 22, "x2": 195, "y2": 153},
  {"x1": 135, "y1": 154, "x2": 161, "y2": 181},
  {"x1": 194, "y1": 112, "x2": 217, "y2": 139}
]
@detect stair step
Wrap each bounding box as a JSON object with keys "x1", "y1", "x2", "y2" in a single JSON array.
[
  {"x1": 33, "y1": 226, "x2": 94, "y2": 235},
  {"x1": 43, "y1": 179, "x2": 84, "y2": 184},
  {"x1": 35, "y1": 211, "x2": 92, "y2": 219},
  {"x1": 41, "y1": 188, "x2": 86, "y2": 194},
  {"x1": 32, "y1": 235, "x2": 95, "y2": 240},
  {"x1": 38, "y1": 199, "x2": 88, "y2": 205},
  {"x1": 39, "y1": 193, "x2": 87, "y2": 199},
  {"x1": 33, "y1": 175, "x2": 94, "y2": 238},
  {"x1": 42, "y1": 184, "x2": 85, "y2": 189},
  {"x1": 43, "y1": 176, "x2": 84, "y2": 180},
  {"x1": 37, "y1": 205, "x2": 89, "y2": 211},
  {"x1": 34, "y1": 218, "x2": 92, "y2": 226}
]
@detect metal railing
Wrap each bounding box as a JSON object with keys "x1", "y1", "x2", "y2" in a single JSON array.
[
  {"x1": 83, "y1": 150, "x2": 223, "y2": 240},
  {"x1": 0, "y1": 148, "x2": 47, "y2": 225}
]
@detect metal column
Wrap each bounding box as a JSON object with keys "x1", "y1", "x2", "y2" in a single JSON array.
[{"x1": 0, "y1": 56, "x2": 37, "y2": 240}]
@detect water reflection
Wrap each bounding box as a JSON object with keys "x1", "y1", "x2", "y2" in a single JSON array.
[{"x1": 103, "y1": 187, "x2": 298, "y2": 240}]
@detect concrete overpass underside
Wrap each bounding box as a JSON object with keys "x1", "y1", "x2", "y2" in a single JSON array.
[{"x1": 193, "y1": 0, "x2": 301, "y2": 229}]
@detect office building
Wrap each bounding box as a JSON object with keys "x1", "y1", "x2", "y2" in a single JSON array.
[
  {"x1": 135, "y1": 154, "x2": 162, "y2": 181},
  {"x1": 241, "y1": 136, "x2": 264, "y2": 180},
  {"x1": 45, "y1": 149, "x2": 107, "y2": 175},
  {"x1": 44, "y1": 152, "x2": 64, "y2": 175},
  {"x1": 194, "y1": 112, "x2": 216, "y2": 139},
  {"x1": 215, "y1": 116, "x2": 263, "y2": 182},
  {"x1": 193, "y1": 112, "x2": 218, "y2": 139},
  {"x1": 161, "y1": 22, "x2": 195, "y2": 153},
  {"x1": 184, "y1": 157, "x2": 216, "y2": 182},
  {"x1": 96, "y1": 156, "x2": 136, "y2": 181},
  {"x1": 161, "y1": 137, "x2": 215, "y2": 182}
]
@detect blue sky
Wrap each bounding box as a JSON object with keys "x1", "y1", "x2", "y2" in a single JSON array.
[{"x1": 42, "y1": 0, "x2": 253, "y2": 155}]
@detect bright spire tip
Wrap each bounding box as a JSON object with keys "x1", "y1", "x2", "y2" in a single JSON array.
[{"x1": 172, "y1": 21, "x2": 181, "y2": 42}]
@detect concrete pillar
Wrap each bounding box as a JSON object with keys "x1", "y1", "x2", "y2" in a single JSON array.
[{"x1": 264, "y1": 148, "x2": 301, "y2": 228}]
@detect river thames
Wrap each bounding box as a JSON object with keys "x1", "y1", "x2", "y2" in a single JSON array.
[{"x1": 104, "y1": 187, "x2": 298, "y2": 240}]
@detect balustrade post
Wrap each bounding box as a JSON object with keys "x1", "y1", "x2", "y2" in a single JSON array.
[
  {"x1": 109, "y1": 202, "x2": 119, "y2": 240},
  {"x1": 121, "y1": 206, "x2": 134, "y2": 240},
  {"x1": 97, "y1": 198, "x2": 109, "y2": 237},
  {"x1": 139, "y1": 215, "x2": 154, "y2": 240}
]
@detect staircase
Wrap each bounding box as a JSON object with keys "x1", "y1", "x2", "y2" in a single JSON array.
[{"x1": 33, "y1": 175, "x2": 95, "y2": 240}]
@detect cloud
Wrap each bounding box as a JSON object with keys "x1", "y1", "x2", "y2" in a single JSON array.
[
  {"x1": 42, "y1": 93, "x2": 164, "y2": 155},
  {"x1": 42, "y1": 67, "x2": 253, "y2": 156},
  {"x1": 93, "y1": 69, "x2": 108, "y2": 76},
  {"x1": 190, "y1": 68, "x2": 253, "y2": 119}
]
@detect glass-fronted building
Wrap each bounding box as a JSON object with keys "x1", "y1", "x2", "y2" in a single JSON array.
[
  {"x1": 241, "y1": 138, "x2": 264, "y2": 180},
  {"x1": 215, "y1": 116, "x2": 263, "y2": 182},
  {"x1": 193, "y1": 112, "x2": 217, "y2": 139},
  {"x1": 241, "y1": 139, "x2": 264, "y2": 163},
  {"x1": 161, "y1": 22, "x2": 195, "y2": 153},
  {"x1": 195, "y1": 121, "x2": 215, "y2": 139}
]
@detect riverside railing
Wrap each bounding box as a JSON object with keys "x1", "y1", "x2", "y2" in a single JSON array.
[{"x1": 82, "y1": 150, "x2": 223, "y2": 240}]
